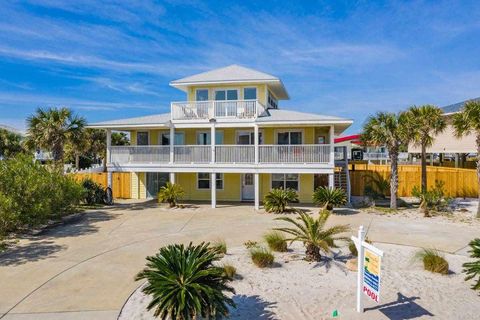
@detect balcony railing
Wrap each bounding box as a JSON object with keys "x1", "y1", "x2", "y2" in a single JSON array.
[
  {"x1": 171, "y1": 100, "x2": 266, "y2": 121},
  {"x1": 111, "y1": 145, "x2": 331, "y2": 165}
]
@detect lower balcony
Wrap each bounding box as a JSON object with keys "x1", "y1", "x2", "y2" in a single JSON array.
[{"x1": 110, "y1": 145, "x2": 331, "y2": 166}]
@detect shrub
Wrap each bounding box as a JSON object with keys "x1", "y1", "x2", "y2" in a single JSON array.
[
  {"x1": 275, "y1": 210, "x2": 350, "y2": 261},
  {"x1": 264, "y1": 231, "x2": 288, "y2": 252},
  {"x1": 222, "y1": 263, "x2": 237, "y2": 280},
  {"x1": 349, "y1": 241, "x2": 358, "y2": 256},
  {"x1": 463, "y1": 238, "x2": 480, "y2": 291},
  {"x1": 312, "y1": 186, "x2": 347, "y2": 211},
  {"x1": 0, "y1": 154, "x2": 83, "y2": 236},
  {"x1": 157, "y1": 182, "x2": 185, "y2": 208},
  {"x1": 244, "y1": 240, "x2": 258, "y2": 249},
  {"x1": 250, "y1": 246, "x2": 275, "y2": 268},
  {"x1": 412, "y1": 180, "x2": 450, "y2": 217},
  {"x1": 414, "y1": 248, "x2": 449, "y2": 274},
  {"x1": 212, "y1": 239, "x2": 227, "y2": 255},
  {"x1": 364, "y1": 173, "x2": 390, "y2": 200},
  {"x1": 82, "y1": 179, "x2": 106, "y2": 205},
  {"x1": 135, "y1": 242, "x2": 236, "y2": 319},
  {"x1": 264, "y1": 188, "x2": 298, "y2": 213}
]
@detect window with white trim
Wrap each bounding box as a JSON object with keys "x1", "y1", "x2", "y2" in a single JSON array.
[
  {"x1": 277, "y1": 131, "x2": 302, "y2": 145},
  {"x1": 244, "y1": 87, "x2": 257, "y2": 100},
  {"x1": 196, "y1": 89, "x2": 209, "y2": 101},
  {"x1": 271, "y1": 173, "x2": 299, "y2": 191},
  {"x1": 197, "y1": 173, "x2": 224, "y2": 189},
  {"x1": 137, "y1": 132, "x2": 149, "y2": 145}
]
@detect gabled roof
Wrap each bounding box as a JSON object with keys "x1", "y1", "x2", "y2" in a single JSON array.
[
  {"x1": 170, "y1": 65, "x2": 289, "y2": 99},
  {"x1": 442, "y1": 97, "x2": 480, "y2": 114},
  {"x1": 87, "y1": 113, "x2": 170, "y2": 129}
]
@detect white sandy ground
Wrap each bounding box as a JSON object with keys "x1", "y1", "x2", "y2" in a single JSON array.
[{"x1": 118, "y1": 242, "x2": 479, "y2": 320}]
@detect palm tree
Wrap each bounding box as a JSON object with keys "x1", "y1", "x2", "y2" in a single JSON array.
[
  {"x1": 274, "y1": 211, "x2": 350, "y2": 261},
  {"x1": 158, "y1": 182, "x2": 185, "y2": 207},
  {"x1": 463, "y1": 238, "x2": 480, "y2": 291},
  {"x1": 135, "y1": 242, "x2": 235, "y2": 319},
  {"x1": 0, "y1": 128, "x2": 23, "y2": 158},
  {"x1": 362, "y1": 112, "x2": 411, "y2": 209},
  {"x1": 26, "y1": 107, "x2": 86, "y2": 163},
  {"x1": 452, "y1": 100, "x2": 480, "y2": 218},
  {"x1": 312, "y1": 186, "x2": 347, "y2": 211},
  {"x1": 406, "y1": 105, "x2": 446, "y2": 192}
]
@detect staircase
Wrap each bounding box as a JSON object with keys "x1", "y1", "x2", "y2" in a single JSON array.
[{"x1": 334, "y1": 146, "x2": 351, "y2": 203}]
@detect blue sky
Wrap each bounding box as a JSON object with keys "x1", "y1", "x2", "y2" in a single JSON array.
[{"x1": 1, "y1": 0, "x2": 480, "y2": 133}]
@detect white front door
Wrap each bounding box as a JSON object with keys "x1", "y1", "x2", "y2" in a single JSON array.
[{"x1": 242, "y1": 173, "x2": 255, "y2": 201}]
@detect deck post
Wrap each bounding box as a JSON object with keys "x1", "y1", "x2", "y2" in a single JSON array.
[
  {"x1": 169, "y1": 172, "x2": 175, "y2": 184},
  {"x1": 329, "y1": 125, "x2": 335, "y2": 165},
  {"x1": 106, "y1": 129, "x2": 111, "y2": 165},
  {"x1": 328, "y1": 173, "x2": 334, "y2": 189},
  {"x1": 107, "y1": 171, "x2": 112, "y2": 189},
  {"x1": 211, "y1": 172, "x2": 216, "y2": 208},
  {"x1": 254, "y1": 124, "x2": 259, "y2": 164},
  {"x1": 254, "y1": 173, "x2": 260, "y2": 210},
  {"x1": 210, "y1": 120, "x2": 216, "y2": 164},
  {"x1": 169, "y1": 124, "x2": 174, "y2": 164}
]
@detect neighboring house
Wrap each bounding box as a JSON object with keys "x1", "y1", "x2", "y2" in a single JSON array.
[
  {"x1": 408, "y1": 98, "x2": 478, "y2": 167},
  {"x1": 88, "y1": 65, "x2": 353, "y2": 208}
]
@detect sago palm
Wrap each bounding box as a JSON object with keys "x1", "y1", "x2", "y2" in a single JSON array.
[
  {"x1": 26, "y1": 107, "x2": 86, "y2": 163},
  {"x1": 264, "y1": 188, "x2": 298, "y2": 213},
  {"x1": 452, "y1": 100, "x2": 480, "y2": 218},
  {"x1": 135, "y1": 242, "x2": 236, "y2": 320},
  {"x1": 463, "y1": 238, "x2": 480, "y2": 291},
  {"x1": 312, "y1": 186, "x2": 347, "y2": 211},
  {"x1": 274, "y1": 211, "x2": 350, "y2": 261},
  {"x1": 362, "y1": 112, "x2": 411, "y2": 209},
  {"x1": 158, "y1": 182, "x2": 185, "y2": 208},
  {"x1": 405, "y1": 105, "x2": 446, "y2": 192}
]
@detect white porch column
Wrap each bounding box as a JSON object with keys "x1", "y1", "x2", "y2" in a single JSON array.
[
  {"x1": 328, "y1": 173, "x2": 335, "y2": 189},
  {"x1": 106, "y1": 129, "x2": 112, "y2": 165},
  {"x1": 169, "y1": 172, "x2": 175, "y2": 184},
  {"x1": 254, "y1": 124, "x2": 259, "y2": 164},
  {"x1": 329, "y1": 125, "x2": 335, "y2": 165},
  {"x1": 254, "y1": 173, "x2": 260, "y2": 210},
  {"x1": 455, "y1": 153, "x2": 459, "y2": 168},
  {"x1": 211, "y1": 173, "x2": 216, "y2": 208},
  {"x1": 169, "y1": 124, "x2": 174, "y2": 164},
  {"x1": 210, "y1": 121, "x2": 216, "y2": 164},
  {"x1": 107, "y1": 171, "x2": 112, "y2": 189}
]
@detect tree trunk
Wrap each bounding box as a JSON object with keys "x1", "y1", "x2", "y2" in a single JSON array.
[
  {"x1": 390, "y1": 149, "x2": 399, "y2": 210},
  {"x1": 476, "y1": 134, "x2": 480, "y2": 218},
  {"x1": 421, "y1": 144, "x2": 427, "y2": 193},
  {"x1": 75, "y1": 154, "x2": 80, "y2": 170},
  {"x1": 305, "y1": 243, "x2": 321, "y2": 261}
]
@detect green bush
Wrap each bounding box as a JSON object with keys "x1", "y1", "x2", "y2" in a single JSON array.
[
  {"x1": 312, "y1": 186, "x2": 347, "y2": 211},
  {"x1": 222, "y1": 263, "x2": 237, "y2": 280},
  {"x1": 250, "y1": 246, "x2": 275, "y2": 268},
  {"x1": 82, "y1": 179, "x2": 106, "y2": 205},
  {"x1": 264, "y1": 188, "x2": 298, "y2": 213},
  {"x1": 415, "y1": 248, "x2": 449, "y2": 274},
  {"x1": 0, "y1": 154, "x2": 83, "y2": 237},
  {"x1": 264, "y1": 231, "x2": 288, "y2": 252},
  {"x1": 212, "y1": 239, "x2": 227, "y2": 255},
  {"x1": 463, "y1": 238, "x2": 480, "y2": 291},
  {"x1": 135, "y1": 242, "x2": 235, "y2": 319},
  {"x1": 157, "y1": 182, "x2": 185, "y2": 208},
  {"x1": 412, "y1": 180, "x2": 451, "y2": 217}
]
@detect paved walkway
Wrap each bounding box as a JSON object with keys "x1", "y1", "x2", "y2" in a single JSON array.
[{"x1": 0, "y1": 201, "x2": 477, "y2": 320}]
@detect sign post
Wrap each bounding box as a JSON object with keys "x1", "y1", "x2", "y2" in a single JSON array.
[{"x1": 351, "y1": 225, "x2": 384, "y2": 313}]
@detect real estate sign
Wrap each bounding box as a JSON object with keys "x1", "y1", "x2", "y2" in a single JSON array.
[{"x1": 363, "y1": 248, "x2": 381, "y2": 303}]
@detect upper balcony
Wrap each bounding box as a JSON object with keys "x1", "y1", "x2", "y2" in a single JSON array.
[{"x1": 171, "y1": 100, "x2": 267, "y2": 122}]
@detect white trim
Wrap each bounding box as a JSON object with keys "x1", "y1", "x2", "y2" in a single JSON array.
[
  {"x1": 235, "y1": 129, "x2": 264, "y2": 145},
  {"x1": 170, "y1": 79, "x2": 281, "y2": 86},
  {"x1": 274, "y1": 128, "x2": 305, "y2": 144},
  {"x1": 241, "y1": 173, "x2": 255, "y2": 201}
]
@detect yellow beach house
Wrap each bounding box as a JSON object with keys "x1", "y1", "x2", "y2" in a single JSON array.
[{"x1": 88, "y1": 65, "x2": 353, "y2": 209}]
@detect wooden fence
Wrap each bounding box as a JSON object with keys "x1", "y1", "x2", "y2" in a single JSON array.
[
  {"x1": 349, "y1": 164, "x2": 478, "y2": 197},
  {"x1": 72, "y1": 172, "x2": 131, "y2": 199}
]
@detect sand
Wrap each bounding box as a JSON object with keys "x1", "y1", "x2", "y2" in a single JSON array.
[{"x1": 118, "y1": 242, "x2": 479, "y2": 320}]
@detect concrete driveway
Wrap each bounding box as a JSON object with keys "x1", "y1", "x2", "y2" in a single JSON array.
[{"x1": 0, "y1": 201, "x2": 477, "y2": 320}]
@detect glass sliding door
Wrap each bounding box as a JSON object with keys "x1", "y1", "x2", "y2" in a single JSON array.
[{"x1": 215, "y1": 89, "x2": 238, "y2": 117}]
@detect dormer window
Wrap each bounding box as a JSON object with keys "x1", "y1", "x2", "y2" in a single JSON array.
[
  {"x1": 268, "y1": 90, "x2": 278, "y2": 109},
  {"x1": 244, "y1": 87, "x2": 257, "y2": 100},
  {"x1": 196, "y1": 89, "x2": 209, "y2": 101}
]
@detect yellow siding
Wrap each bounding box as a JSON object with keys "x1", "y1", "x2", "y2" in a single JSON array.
[
  {"x1": 130, "y1": 131, "x2": 137, "y2": 146},
  {"x1": 260, "y1": 174, "x2": 314, "y2": 203},
  {"x1": 139, "y1": 172, "x2": 147, "y2": 199},
  {"x1": 131, "y1": 172, "x2": 139, "y2": 199},
  {"x1": 176, "y1": 172, "x2": 241, "y2": 201}
]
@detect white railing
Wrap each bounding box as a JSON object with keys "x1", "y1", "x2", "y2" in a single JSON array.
[
  {"x1": 111, "y1": 146, "x2": 170, "y2": 163},
  {"x1": 216, "y1": 145, "x2": 255, "y2": 163},
  {"x1": 174, "y1": 145, "x2": 211, "y2": 163},
  {"x1": 110, "y1": 145, "x2": 332, "y2": 165},
  {"x1": 171, "y1": 100, "x2": 266, "y2": 121},
  {"x1": 259, "y1": 145, "x2": 330, "y2": 163}
]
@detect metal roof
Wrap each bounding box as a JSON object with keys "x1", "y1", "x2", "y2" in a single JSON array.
[
  {"x1": 442, "y1": 97, "x2": 480, "y2": 114},
  {"x1": 87, "y1": 113, "x2": 170, "y2": 129}
]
